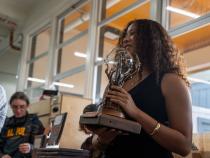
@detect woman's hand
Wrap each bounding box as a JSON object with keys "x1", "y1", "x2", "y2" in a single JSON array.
[
  {"x1": 19, "y1": 143, "x2": 31, "y2": 154},
  {"x1": 106, "y1": 85, "x2": 140, "y2": 120}
]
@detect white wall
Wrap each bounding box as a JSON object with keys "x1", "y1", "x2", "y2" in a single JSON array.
[
  {"x1": 0, "y1": 47, "x2": 20, "y2": 116},
  {"x1": 0, "y1": 0, "x2": 30, "y2": 28},
  {"x1": 0, "y1": 73, "x2": 17, "y2": 98},
  {"x1": 0, "y1": 73, "x2": 17, "y2": 116}
]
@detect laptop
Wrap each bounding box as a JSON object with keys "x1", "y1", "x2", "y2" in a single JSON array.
[
  {"x1": 47, "y1": 112, "x2": 67, "y2": 147},
  {"x1": 34, "y1": 112, "x2": 67, "y2": 148}
]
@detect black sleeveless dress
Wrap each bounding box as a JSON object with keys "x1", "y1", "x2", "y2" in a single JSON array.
[{"x1": 104, "y1": 73, "x2": 173, "y2": 158}]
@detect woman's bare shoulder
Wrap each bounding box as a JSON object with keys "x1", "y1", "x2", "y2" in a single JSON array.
[{"x1": 161, "y1": 73, "x2": 188, "y2": 96}]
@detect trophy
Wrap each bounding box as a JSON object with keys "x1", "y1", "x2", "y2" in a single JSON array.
[{"x1": 79, "y1": 47, "x2": 142, "y2": 134}]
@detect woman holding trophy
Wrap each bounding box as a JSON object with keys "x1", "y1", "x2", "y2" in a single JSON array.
[{"x1": 89, "y1": 19, "x2": 192, "y2": 158}]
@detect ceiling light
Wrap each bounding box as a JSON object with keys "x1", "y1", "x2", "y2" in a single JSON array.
[
  {"x1": 27, "y1": 77, "x2": 74, "y2": 88},
  {"x1": 74, "y1": 52, "x2": 87, "y2": 58},
  {"x1": 104, "y1": 31, "x2": 119, "y2": 40},
  {"x1": 53, "y1": 82, "x2": 74, "y2": 88},
  {"x1": 74, "y1": 52, "x2": 103, "y2": 61},
  {"x1": 106, "y1": 0, "x2": 120, "y2": 8},
  {"x1": 96, "y1": 57, "x2": 103, "y2": 61},
  {"x1": 166, "y1": 6, "x2": 200, "y2": 19},
  {"x1": 27, "y1": 77, "x2": 45, "y2": 83}
]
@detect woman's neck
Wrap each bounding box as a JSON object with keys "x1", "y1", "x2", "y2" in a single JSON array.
[{"x1": 141, "y1": 67, "x2": 152, "y2": 79}]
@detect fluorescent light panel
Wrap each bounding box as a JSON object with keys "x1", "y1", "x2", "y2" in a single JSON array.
[
  {"x1": 106, "y1": 0, "x2": 120, "y2": 8},
  {"x1": 27, "y1": 77, "x2": 45, "y2": 83},
  {"x1": 74, "y1": 52, "x2": 103, "y2": 61},
  {"x1": 166, "y1": 6, "x2": 200, "y2": 19},
  {"x1": 74, "y1": 52, "x2": 87, "y2": 58},
  {"x1": 53, "y1": 82, "x2": 74, "y2": 88},
  {"x1": 74, "y1": 52, "x2": 119, "y2": 64},
  {"x1": 104, "y1": 31, "x2": 119, "y2": 40},
  {"x1": 27, "y1": 77, "x2": 74, "y2": 88}
]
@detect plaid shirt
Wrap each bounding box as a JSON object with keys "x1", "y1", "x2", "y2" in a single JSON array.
[{"x1": 0, "y1": 85, "x2": 7, "y2": 131}]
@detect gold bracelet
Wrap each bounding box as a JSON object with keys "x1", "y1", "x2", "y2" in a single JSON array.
[{"x1": 150, "y1": 122, "x2": 160, "y2": 136}]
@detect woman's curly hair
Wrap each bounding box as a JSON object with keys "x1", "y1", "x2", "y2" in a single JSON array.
[{"x1": 118, "y1": 19, "x2": 189, "y2": 86}]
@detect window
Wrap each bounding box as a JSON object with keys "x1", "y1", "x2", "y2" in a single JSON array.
[
  {"x1": 189, "y1": 69, "x2": 210, "y2": 108},
  {"x1": 55, "y1": 1, "x2": 91, "y2": 95},
  {"x1": 168, "y1": 0, "x2": 210, "y2": 29},
  {"x1": 197, "y1": 117, "x2": 210, "y2": 133},
  {"x1": 27, "y1": 27, "x2": 51, "y2": 88},
  {"x1": 188, "y1": 69, "x2": 210, "y2": 133}
]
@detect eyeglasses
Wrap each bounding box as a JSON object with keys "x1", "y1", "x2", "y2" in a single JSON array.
[{"x1": 11, "y1": 104, "x2": 27, "y2": 110}]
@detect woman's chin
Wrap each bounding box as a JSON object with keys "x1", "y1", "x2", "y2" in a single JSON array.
[
  {"x1": 125, "y1": 48, "x2": 135, "y2": 56},
  {"x1": 125, "y1": 46, "x2": 133, "y2": 51}
]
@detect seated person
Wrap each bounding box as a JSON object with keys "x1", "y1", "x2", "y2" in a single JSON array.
[
  {"x1": 80, "y1": 104, "x2": 104, "y2": 158},
  {"x1": 0, "y1": 92, "x2": 45, "y2": 158},
  {"x1": 80, "y1": 103, "x2": 98, "y2": 150}
]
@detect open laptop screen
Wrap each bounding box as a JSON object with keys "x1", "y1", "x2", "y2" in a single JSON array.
[{"x1": 47, "y1": 112, "x2": 67, "y2": 146}]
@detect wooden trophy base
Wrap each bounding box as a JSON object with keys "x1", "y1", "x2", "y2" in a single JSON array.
[{"x1": 79, "y1": 112, "x2": 141, "y2": 134}]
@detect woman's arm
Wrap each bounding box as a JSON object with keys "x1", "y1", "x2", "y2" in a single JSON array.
[
  {"x1": 157, "y1": 73, "x2": 192, "y2": 155},
  {"x1": 107, "y1": 73, "x2": 192, "y2": 156}
]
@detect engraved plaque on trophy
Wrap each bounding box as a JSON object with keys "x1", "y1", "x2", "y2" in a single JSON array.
[{"x1": 79, "y1": 47, "x2": 142, "y2": 134}]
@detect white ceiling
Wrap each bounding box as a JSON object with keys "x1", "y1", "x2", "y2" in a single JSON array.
[
  {"x1": 0, "y1": 0, "x2": 45, "y2": 53},
  {"x1": 0, "y1": 0, "x2": 43, "y2": 74},
  {"x1": 0, "y1": 0, "x2": 43, "y2": 29}
]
